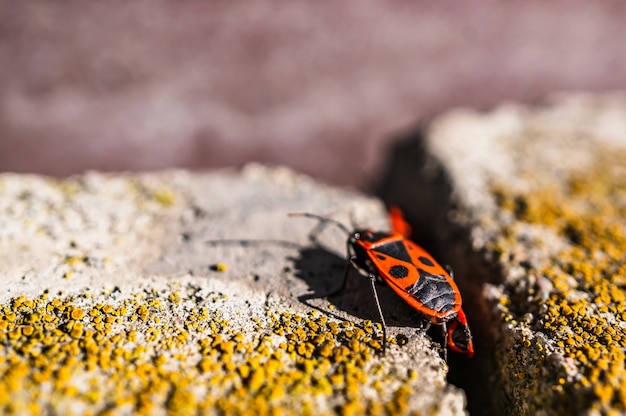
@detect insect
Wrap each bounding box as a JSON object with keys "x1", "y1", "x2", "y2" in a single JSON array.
[
  {"x1": 290, "y1": 207, "x2": 474, "y2": 358},
  {"x1": 446, "y1": 308, "x2": 473, "y2": 357}
]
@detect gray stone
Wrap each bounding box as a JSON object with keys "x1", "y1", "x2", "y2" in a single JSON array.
[
  {"x1": 0, "y1": 165, "x2": 467, "y2": 414},
  {"x1": 380, "y1": 92, "x2": 626, "y2": 415}
]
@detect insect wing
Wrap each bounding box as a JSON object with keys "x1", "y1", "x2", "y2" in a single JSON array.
[{"x1": 366, "y1": 237, "x2": 462, "y2": 321}]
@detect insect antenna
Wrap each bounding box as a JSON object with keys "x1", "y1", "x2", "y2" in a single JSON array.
[{"x1": 288, "y1": 212, "x2": 352, "y2": 236}]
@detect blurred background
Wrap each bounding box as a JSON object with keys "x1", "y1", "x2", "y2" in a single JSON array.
[{"x1": 1, "y1": 1, "x2": 625, "y2": 189}]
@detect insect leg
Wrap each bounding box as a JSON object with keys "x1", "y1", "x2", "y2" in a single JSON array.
[
  {"x1": 444, "y1": 264, "x2": 454, "y2": 279},
  {"x1": 441, "y1": 321, "x2": 448, "y2": 362},
  {"x1": 388, "y1": 206, "x2": 412, "y2": 238},
  {"x1": 369, "y1": 274, "x2": 387, "y2": 355}
]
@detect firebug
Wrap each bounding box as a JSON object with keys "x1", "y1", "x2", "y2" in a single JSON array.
[{"x1": 290, "y1": 207, "x2": 474, "y2": 359}]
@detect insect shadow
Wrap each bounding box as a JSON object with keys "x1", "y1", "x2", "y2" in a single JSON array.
[
  {"x1": 288, "y1": 223, "x2": 429, "y2": 331},
  {"x1": 205, "y1": 222, "x2": 431, "y2": 336}
]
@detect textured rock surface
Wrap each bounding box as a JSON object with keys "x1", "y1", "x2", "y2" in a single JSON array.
[
  {"x1": 4, "y1": 88, "x2": 624, "y2": 414},
  {"x1": 0, "y1": 166, "x2": 467, "y2": 414},
  {"x1": 380, "y1": 92, "x2": 626, "y2": 415}
]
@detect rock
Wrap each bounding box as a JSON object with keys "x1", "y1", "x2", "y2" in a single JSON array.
[
  {"x1": 380, "y1": 92, "x2": 626, "y2": 415},
  {"x1": 0, "y1": 166, "x2": 467, "y2": 414}
]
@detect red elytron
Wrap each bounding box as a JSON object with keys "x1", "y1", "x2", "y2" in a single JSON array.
[{"x1": 291, "y1": 207, "x2": 474, "y2": 358}]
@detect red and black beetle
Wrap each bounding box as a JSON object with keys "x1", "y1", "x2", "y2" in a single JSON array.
[{"x1": 291, "y1": 207, "x2": 474, "y2": 358}]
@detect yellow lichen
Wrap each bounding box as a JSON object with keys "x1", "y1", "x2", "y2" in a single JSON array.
[
  {"x1": 491, "y1": 149, "x2": 626, "y2": 413},
  {"x1": 0, "y1": 286, "x2": 428, "y2": 415}
]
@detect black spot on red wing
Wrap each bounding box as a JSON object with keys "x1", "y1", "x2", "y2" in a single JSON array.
[
  {"x1": 389, "y1": 265, "x2": 409, "y2": 278},
  {"x1": 405, "y1": 269, "x2": 457, "y2": 313},
  {"x1": 376, "y1": 254, "x2": 386, "y2": 261},
  {"x1": 373, "y1": 240, "x2": 412, "y2": 263},
  {"x1": 418, "y1": 256, "x2": 434, "y2": 267}
]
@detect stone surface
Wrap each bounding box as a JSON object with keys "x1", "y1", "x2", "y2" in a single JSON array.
[
  {"x1": 379, "y1": 92, "x2": 626, "y2": 415},
  {"x1": 5, "y1": 87, "x2": 624, "y2": 414},
  {"x1": 0, "y1": 166, "x2": 467, "y2": 414}
]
